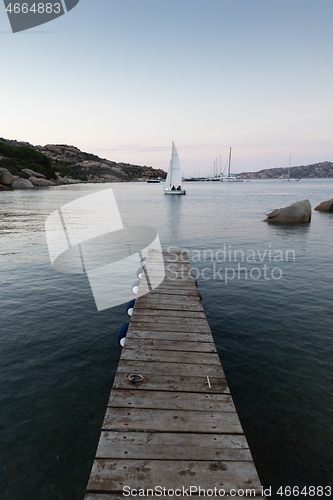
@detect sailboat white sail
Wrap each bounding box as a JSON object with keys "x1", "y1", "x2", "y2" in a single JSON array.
[{"x1": 164, "y1": 142, "x2": 186, "y2": 195}]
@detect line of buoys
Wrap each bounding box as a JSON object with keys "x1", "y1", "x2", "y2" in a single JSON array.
[
  {"x1": 119, "y1": 257, "x2": 147, "y2": 347},
  {"x1": 117, "y1": 322, "x2": 129, "y2": 347}
]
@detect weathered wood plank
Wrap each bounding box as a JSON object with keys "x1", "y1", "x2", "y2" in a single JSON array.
[
  {"x1": 86, "y1": 495, "x2": 266, "y2": 500},
  {"x1": 134, "y1": 301, "x2": 204, "y2": 312},
  {"x1": 96, "y1": 431, "x2": 251, "y2": 461},
  {"x1": 120, "y1": 348, "x2": 221, "y2": 365},
  {"x1": 113, "y1": 372, "x2": 228, "y2": 393},
  {"x1": 85, "y1": 496, "x2": 266, "y2": 500},
  {"x1": 108, "y1": 390, "x2": 235, "y2": 411},
  {"x1": 102, "y1": 408, "x2": 243, "y2": 433},
  {"x1": 132, "y1": 309, "x2": 206, "y2": 319},
  {"x1": 86, "y1": 459, "x2": 262, "y2": 493},
  {"x1": 136, "y1": 292, "x2": 201, "y2": 302},
  {"x1": 126, "y1": 329, "x2": 213, "y2": 343},
  {"x1": 149, "y1": 288, "x2": 200, "y2": 296},
  {"x1": 155, "y1": 281, "x2": 196, "y2": 288},
  {"x1": 136, "y1": 294, "x2": 203, "y2": 306},
  {"x1": 116, "y1": 360, "x2": 225, "y2": 377},
  {"x1": 123, "y1": 338, "x2": 217, "y2": 353},
  {"x1": 129, "y1": 320, "x2": 211, "y2": 333},
  {"x1": 97, "y1": 430, "x2": 248, "y2": 450}
]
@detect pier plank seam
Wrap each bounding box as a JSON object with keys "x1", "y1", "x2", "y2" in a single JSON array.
[{"x1": 85, "y1": 250, "x2": 265, "y2": 499}]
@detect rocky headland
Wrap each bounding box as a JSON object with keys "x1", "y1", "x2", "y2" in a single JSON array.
[
  {"x1": 239, "y1": 161, "x2": 333, "y2": 179},
  {"x1": 0, "y1": 138, "x2": 166, "y2": 190}
]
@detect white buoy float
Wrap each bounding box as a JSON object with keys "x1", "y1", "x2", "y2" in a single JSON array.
[
  {"x1": 117, "y1": 322, "x2": 129, "y2": 347},
  {"x1": 136, "y1": 266, "x2": 144, "y2": 279},
  {"x1": 131, "y1": 280, "x2": 140, "y2": 294},
  {"x1": 126, "y1": 299, "x2": 136, "y2": 317}
]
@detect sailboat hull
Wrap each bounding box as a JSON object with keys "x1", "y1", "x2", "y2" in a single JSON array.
[
  {"x1": 164, "y1": 189, "x2": 186, "y2": 195},
  {"x1": 221, "y1": 177, "x2": 244, "y2": 182}
]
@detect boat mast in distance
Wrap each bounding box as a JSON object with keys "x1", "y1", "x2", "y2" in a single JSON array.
[
  {"x1": 228, "y1": 147, "x2": 232, "y2": 177},
  {"x1": 221, "y1": 147, "x2": 243, "y2": 182}
]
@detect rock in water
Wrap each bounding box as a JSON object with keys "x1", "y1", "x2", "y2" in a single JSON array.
[
  {"x1": 265, "y1": 199, "x2": 311, "y2": 223},
  {"x1": 39, "y1": 179, "x2": 55, "y2": 186},
  {"x1": 0, "y1": 168, "x2": 17, "y2": 185},
  {"x1": 314, "y1": 198, "x2": 333, "y2": 212},
  {"x1": 11, "y1": 179, "x2": 34, "y2": 189},
  {"x1": 21, "y1": 168, "x2": 46, "y2": 179}
]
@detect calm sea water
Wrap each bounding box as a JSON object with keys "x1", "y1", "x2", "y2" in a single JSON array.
[{"x1": 1, "y1": 180, "x2": 333, "y2": 499}]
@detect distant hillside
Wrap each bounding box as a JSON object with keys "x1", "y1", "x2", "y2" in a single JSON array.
[
  {"x1": 0, "y1": 138, "x2": 166, "y2": 183},
  {"x1": 239, "y1": 161, "x2": 333, "y2": 179}
]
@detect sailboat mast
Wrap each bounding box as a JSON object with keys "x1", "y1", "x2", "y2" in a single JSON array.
[
  {"x1": 288, "y1": 154, "x2": 291, "y2": 181},
  {"x1": 228, "y1": 147, "x2": 232, "y2": 177}
]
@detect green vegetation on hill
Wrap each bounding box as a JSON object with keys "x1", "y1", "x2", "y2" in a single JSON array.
[
  {"x1": 55, "y1": 162, "x2": 88, "y2": 181},
  {"x1": 0, "y1": 142, "x2": 57, "y2": 179}
]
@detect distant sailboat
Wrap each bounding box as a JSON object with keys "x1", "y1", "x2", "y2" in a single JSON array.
[
  {"x1": 288, "y1": 154, "x2": 291, "y2": 181},
  {"x1": 164, "y1": 142, "x2": 186, "y2": 195},
  {"x1": 221, "y1": 148, "x2": 243, "y2": 182},
  {"x1": 286, "y1": 154, "x2": 301, "y2": 182}
]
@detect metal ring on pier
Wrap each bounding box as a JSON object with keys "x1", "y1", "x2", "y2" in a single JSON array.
[{"x1": 128, "y1": 374, "x2": 144, "y2": 383}]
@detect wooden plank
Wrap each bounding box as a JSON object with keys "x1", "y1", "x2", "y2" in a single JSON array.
[
  {"x1": 133, "y1": 301, "x2": 204, "y2": 312},
  {"x1": 154, "y1": 280, "x2": 196, "y2": 288},
  {"x1": 137, "y1": 291, "x2": 201, "y2": 300},
  {"x1": 128, "y1": 321, "x2": 211, "y2": 333},
  {"x1": 86, "y1": 459, "x2": 262, "y2": 493},
  {"x1": 123, "y1": 338, "x2": 217, "y2": 353},
  {"x1": 162, "y1": 274, "x2": 194, "y2": 279},
  {"x1": 113, "y1": 372, "x2": 228, "y2": 392},
  {"x1": 108, "y1": 390, "x2": 235, "y2": 411},
  {"x1": 98, "y1": 431, "x2": 249, "y2": 449},
  {"x1": 131, "y1": 310, "x2": 206, "y2": 319},
  {"x1": 86, "y1": 496, "x2": 266, "y2": 500},
  {"x1": 113, "y1": 372, "x2": 228, "y2": 393},
  {"x1": 135, "y1": 295, "x2": 203, "y2": 306},
  {"x1": 96, "y1": 431, "x2": 252, "y2": 461},
  {"x1": 136, "y1": 292, "x2": 204, "y2": 310},
  {"x1": 102, "y1": 408, "x2": 243, "y2": 433},
  {"x1": 149, "y1": 288, "x2": 200, "y2": 296},
  {"x1": 125, "y1": 329, "x2": 213, "y2": 343},
  {"x1": 120, "y1": 349, "x2": 221, "y2": 365},
  {"x1": 116, "y1": 360, "x2": 225, "y2": 377}
]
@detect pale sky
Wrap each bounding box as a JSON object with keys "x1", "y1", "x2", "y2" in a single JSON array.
[{"x1": 1, "y1": 0, "x2": 333, "y2": 176}]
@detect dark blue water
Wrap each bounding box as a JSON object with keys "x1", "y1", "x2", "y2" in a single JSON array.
[{"x1": 1, "y1": 181, "x2": 333, "y2": 499}]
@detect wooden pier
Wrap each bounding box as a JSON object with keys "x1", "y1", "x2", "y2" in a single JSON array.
[{"x1": 85, "y1": 250, "x2": 265, "y2": 499}]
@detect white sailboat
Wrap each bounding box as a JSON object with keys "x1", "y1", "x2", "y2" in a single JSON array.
[
  {"x1": 221, "y1": 147, "x2": 243, "y2": 182},
  {"x1": 286, "y1": 154, "x2": 301, "y2": 182},
  {"x1": 164, "y1": 142, "x2": 186, "y2": 195},
  {"x1": 288, "y1": 154, "x2": 291, "y2": 181}
]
